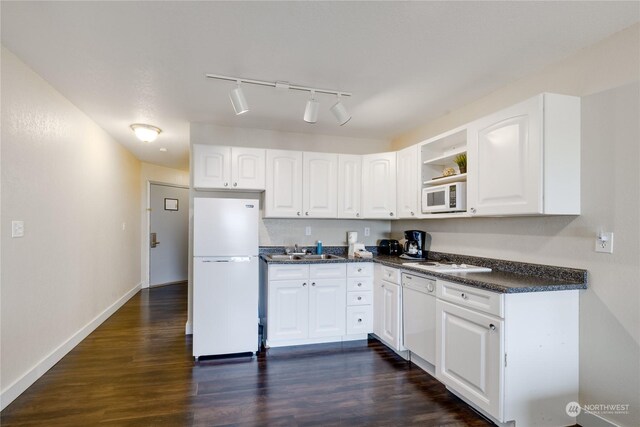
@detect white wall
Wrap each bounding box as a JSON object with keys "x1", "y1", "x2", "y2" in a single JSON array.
[
  {"x1": 390, "y1": 24, "x2": 640, "y2": 427},
  {"x1": 140, "y1": 162, "x2": 189, "y2": 288},
  {"x1": 0, "y1": 47, "x2": 142, "y2": 409}
]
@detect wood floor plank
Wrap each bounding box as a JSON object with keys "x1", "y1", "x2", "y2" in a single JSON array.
[{"x1": 1, "y1": 283, "x2": 493, "y2": 426}]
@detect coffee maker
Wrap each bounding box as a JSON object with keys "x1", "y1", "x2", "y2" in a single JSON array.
[{"x1": 399, "y1": 230, "x2": 427, "y2": 260}]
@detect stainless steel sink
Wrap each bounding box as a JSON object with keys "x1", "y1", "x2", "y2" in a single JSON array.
[
  {"x1": 299, "y1": 254, "x2": 343, "y2": 260},
  {"x1": 266, "y1": 254, "x2": 343, "y2": 261}
]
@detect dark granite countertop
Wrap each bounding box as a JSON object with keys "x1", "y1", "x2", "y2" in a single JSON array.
[{"x1": 260, "y1": 246, "x2": 588, "y2": 294}]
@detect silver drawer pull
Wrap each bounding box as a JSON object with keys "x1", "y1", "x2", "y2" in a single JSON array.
[
  {"x1": 461, "y1": 293, "x2": 468, "y2": 300},
  {"x1": 358, "y1": 268, "x2": 362, "y2": 272},
  {"x1": 357, "y1": 297, "x2": 362, "y2": 301},
  {"x1": 357, "y1": 318, "x2": 362, "y2": 323},
  {"x1": 489, "y1": 324, "x2": 496, "y2": 331},
  {"x1": 357, "y1": 283, "x2": 362, "y2": 287},
  {"x1": 302, "y1": 283, "x2": 307, "y2": 287},
  {"x1": 311, "y1": 282, "x2": 316, "y2": 286}
]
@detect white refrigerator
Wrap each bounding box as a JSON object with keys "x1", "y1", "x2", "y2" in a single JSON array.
[{"x1": 193, "y1": 197, "x2": 259, "y2": 358}]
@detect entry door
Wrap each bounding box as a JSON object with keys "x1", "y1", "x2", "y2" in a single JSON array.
[{"x1": 149, "y1": 184, "x2": 189, "y2": 286}]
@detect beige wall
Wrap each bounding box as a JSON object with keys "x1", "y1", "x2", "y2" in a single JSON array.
[
  {"x1": 140, "y1": 162, "x2": 189, "y2": 288},
  {"x1": 0, "y1": 47, "x2": 142, "y2": 408},
  {"x1": 390, "y1": 25, "x2": 640, "y2": 427}
]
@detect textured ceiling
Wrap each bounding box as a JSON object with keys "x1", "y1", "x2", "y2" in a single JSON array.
[{"x1": 2, "y1": 1, "x2": 638, "y2": 169}]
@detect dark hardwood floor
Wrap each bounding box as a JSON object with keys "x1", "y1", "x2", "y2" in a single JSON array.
[{"x1": 1, "y1": 283, "x2": 492, "y2": 426}]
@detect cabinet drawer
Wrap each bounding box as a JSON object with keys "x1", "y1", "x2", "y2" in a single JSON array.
[
  {"x1": 346, "y1": 306, "x2": 373, "y2": 335},
  {"x1": 347, "y1": 263, "x2": 373, "y2": 277},
  {"x1": 437, "y1": 280, "x2": 504, "y2": 318},
  {"x1": 375, "y1": 264, "x2": 400, "y2": 284},
  {"x1": 268, "y1": 264, "x2": 309, "y2": 281},
  {"x1": 347, "y1": 277, "x2": 373, "y2": 291},
  {"x1": 309, "y1": 263, "x2": 346, "y2": 279},
  {"x1": 347, "y1": 291, "x2": 372, "y2": 306}
]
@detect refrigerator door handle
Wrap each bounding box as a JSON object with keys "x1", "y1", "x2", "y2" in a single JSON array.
[{"x1": 200, "y1": 257, "x2": 253, "y2": 263}]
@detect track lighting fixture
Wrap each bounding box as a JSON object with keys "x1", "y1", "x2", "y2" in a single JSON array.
[
  {"x1": 130, "y1": 123, "x2": 162, "y2": 142},
  {"x1": 229, "y1": 80, "x2": 249, "y2": 115},
  {"x1": 330, "y1": 97, "x2": 351, "y2": 126},
  {"x1": 206, "y1": 73, "x2": 352, "y2": 125},
  {"x1": 304, "y1": 91, "x2": 319, "y2": 123}
]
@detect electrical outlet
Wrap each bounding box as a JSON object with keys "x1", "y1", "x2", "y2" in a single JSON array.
[
  {"x1": 364, "y1": 227, "x2": 370, "y2": 237},
  {"x1": 122, "y1": 222, "x2": 126, "y2": 231},
  {"x1": 12, "y1": 220, "x2": 24, "y2": 238},
  {"x1": 595, "y1": 232, "x2": 614, "y2": 254},
  {"x1": 305, "y1": 226, "x2": 311, "y2": 236}
]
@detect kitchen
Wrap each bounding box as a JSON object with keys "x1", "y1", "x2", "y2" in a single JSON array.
[{"x1": 1, "y1": 2, "x2": 639, "y2": 427}]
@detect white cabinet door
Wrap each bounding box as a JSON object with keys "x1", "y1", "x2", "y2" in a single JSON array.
[
  {"x1": 396, "y1": 145, "x2": 419, "y2": 218},
  {"x1": 381, "y1": 281, "x2": 400, "y2": 349},
  {"x1": 265, "y1": 150, "x2": 303, "y2": 217},
  {"x1": 373, "y1": 278, "x2": 384, "y2": 338},
  {"x1": 337, "y1": 154, "x2": 362, "y2": 218},
  {"x1": 193, "y1": 145, "x2": 231, "y2": 189},
  {"x1": 267, "y1": 280, "x2": 309, "y2": 342},
  {"x1": 467, "y1": 96, "x2": 542, "y2": 216},
  {"x1": 308, "y1": 278, "x2": 346, "y2": 338},
  {"x1": 362, "y1": 152, "x2": 397, "y2": 218},
  {"x1": 436, "y1": 299, "x2": 504, "y2": 419},
  {"x1": 303, "y1": 152, "x2": 338, "y2": 218},
  {"x1": 231, "y1": 147, "x2": 265, "y2": 190}
]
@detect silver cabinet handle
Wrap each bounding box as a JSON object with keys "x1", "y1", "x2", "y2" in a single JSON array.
[
  {"x1": 305, "y1": 212, "x2": 309, "y2": 216},
  {"x1": 356, "y1": 213, "x2": 360, "y2": 217},
  {"x1": 224, "y1": 182, "x2": 228, "y2": 187},
  {"x1": 357, "y1": 268, "x2": 362, "y2": 272},
  {"x1": 357, "y1": 296, "x2": 362, "y2": 300},
  {"x1": 411, "y1": 211, "x2": 415, "y2": 216},
  {"x1": 489, "y1": 324, "x2": 496, "y2": 331},
  {"x1": 357, "y1": 283, "x2": 362, "y2": 287},
  {"x1": 233, "y1": 182, "x2": 237, "y2": 187},
  {"x1": 390, "y1": 212, "x2": 394, "y2": 216},
  {"x1": 461, "y1": 293, "x2": 468, "y2": 300},
  {"x1": 302, "y1": 283, "x2": 307, "y2": 287},
  {"x1": 297, "y1": 212, "x2": 301, "y2": 216},
  {"x1": 470, "y1": 207, "x2": 476, "y2": 214},
  {"x1": 357, "y1": 318, "x2": 362, "y2": 323},
  {"x1": 311, "y1": 282, "x2": 316, "y2": 286}
]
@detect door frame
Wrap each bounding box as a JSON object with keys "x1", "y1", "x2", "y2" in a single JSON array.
[{"x1": 144, "y1": 180, "x2": 189, "y2": 288}]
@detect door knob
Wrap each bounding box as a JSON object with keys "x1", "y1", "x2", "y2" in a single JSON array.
[{"x1": 150, "y1": 233, "x2": 160, "y2": 248}]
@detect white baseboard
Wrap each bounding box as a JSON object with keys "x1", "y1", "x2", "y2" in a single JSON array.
[
  {"x1": 185, "y1": 320, "x2": 193, "y2": 335},
  {"x1": 578, "y1": 410, "x2": 621, "y2": 427},
  {"x1": 0, "y1": 282, "x2": 141, "y2": 411}
]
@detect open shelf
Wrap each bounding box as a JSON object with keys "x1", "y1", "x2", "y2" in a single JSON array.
[
  {"x1": 423, "y1": 173, "x2": 467, "y2": 186},
  {"x1": 422, "y1": 148, "x2": 466, "y2": 165}
]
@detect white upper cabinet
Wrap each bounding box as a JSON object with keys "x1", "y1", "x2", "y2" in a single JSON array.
[
  {"x1": 193, "y1": 144, "x2": 265, "y2": 191},
  {"x1": 265, "y1": 150, "x2": 303, "y2": 217},
  {"x1": 467, "y1": 93, "x2": 580, "y2": 216},
  {"x1": 337, "y1": 154, "x2": 362, "y2": 219},
  {"x1": 231, "y1": 147, "x2": 266, "y2": 190},
  {"x1": 396, "y1": 145, "x2": 419, "y2": 218},
  {"x1": 193, "y1": 145, "x2": 231, "y2": 189},
  {"x1": 303, "y1": 152, "x2": 338, "y2": 218},
  {"x1": 362, "y1": 152, "x2": 397, "y2": 219}
]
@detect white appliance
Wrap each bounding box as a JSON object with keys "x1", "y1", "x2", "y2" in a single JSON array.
[
  {"x1": 193, "y1": 197, "x2": 259, "y2": 359},
  {"x1": 404, "y1": 262, "x2": 491, "y2": 273},
  {"x1": 402, "y1": 272, "x2": 436, "y2": 365},
  {"x1": 422, "y1": 182, "x2": 467, "y2": 213}
]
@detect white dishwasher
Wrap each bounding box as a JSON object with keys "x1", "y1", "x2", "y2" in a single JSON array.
[{"x1": 402, "y1": 272, "x2": 436, "y2": 365}]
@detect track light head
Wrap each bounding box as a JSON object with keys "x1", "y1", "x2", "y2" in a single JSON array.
[
  {"x1": 229, "y1": 81, "x2": 249, "y2": 115},
  {"x1": 304, "y1": 91, "x2": 319, "y2": 123},
  {"x1": 330, "y1": 99, "x2": 351, "y2": 126}
]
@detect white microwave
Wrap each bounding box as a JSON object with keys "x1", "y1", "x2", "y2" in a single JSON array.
[{"x1": 422, "y1": 182, "x2": 467, "y2": 213}]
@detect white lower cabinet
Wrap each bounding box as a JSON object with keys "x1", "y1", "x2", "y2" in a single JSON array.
[
  {"x1": 266, "y1": 263, "x2": 359, "y2": 347},
  {"x1": 436, "y1": 279, "x2": 579, "y2": 427},
  {"x1": 345, "y1": 263, "x2": 373, "y2": 337},
  {"x1": 373, "y1": 264, "x2": 403, "y2": 352}
]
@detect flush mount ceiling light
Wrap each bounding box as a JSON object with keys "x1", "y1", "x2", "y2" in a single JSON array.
[
  {"x1": 206, "y1": 73, "x2": 352, "y2": 125},
  {"x1": 229, "y1": 80, "x2": 249, "y2": 115},
  {"x1": 130, "y1": 123, "x2": 161, "y2": 142},
  {"x1": 303, "y1": 90, "x2": 320, "y2": 124}
]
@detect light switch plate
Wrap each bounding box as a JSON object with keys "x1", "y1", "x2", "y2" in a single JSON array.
[
  {"x1": 305, "y1": 226, "x2": 311, "y2": 236},
  {"x1": 595, "y1": 232, "x2": 613, "y2": 253},
  {"x1": 364, "y1": 227, "x2": 370, "y2": 237},
  {"x1": 12, "y1": 220, "x2": 24, "y2": 238}
]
